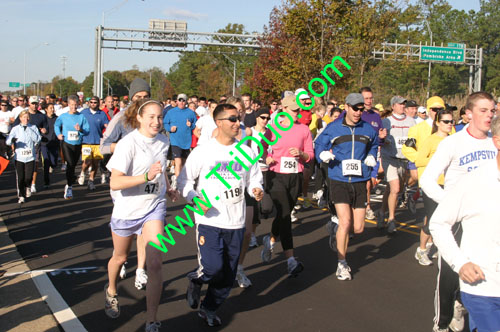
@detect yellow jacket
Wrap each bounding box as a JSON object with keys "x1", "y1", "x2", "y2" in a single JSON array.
[{"x1": 415, "y1": 133, "x2": 446, "y2": 185}]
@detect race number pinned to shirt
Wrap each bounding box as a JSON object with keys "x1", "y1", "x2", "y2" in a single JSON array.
[
  {"x1": 222, "y1": 186, "x2": 243, "y2": 204},
  {"x1": 67, "y1": 131, "x2": 79, "y2": 141},
  {"x1": 280, "y1": 156, "x2": 298, "y2": 174},
  {"x1": 17, "y1": 148, "x2": 33, "y2": 158},
  {"x1": 395, "y1": 136, "x2": 408, "y2": 149},
  {"x1": 142, "y1": 182, "x2": 161, "y2": 195},
  {"x1": 82, "y1": 147, "x2": 92, "y2": 156},
  {"x1": 342, "y1": 159, "x2": 362, "y2": 177}
]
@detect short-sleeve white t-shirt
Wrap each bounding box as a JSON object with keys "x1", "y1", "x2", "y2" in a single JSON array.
[
  {"x1": 107, "y1": 129, "x2": 170, "y2": 219},
  {"x1": 196, "y1": 115, "x2": 217, "y2": 146},
  {"x1": 0, "y1": 111, "x2": 14, "y2": 134}
]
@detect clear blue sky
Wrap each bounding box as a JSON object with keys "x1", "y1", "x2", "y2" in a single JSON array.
[{"x1": 0, "y1": 0, "x2": 480, "y2": 92}]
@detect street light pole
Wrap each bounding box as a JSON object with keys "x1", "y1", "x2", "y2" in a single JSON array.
[
  {"x1": 24, "y1": 42, "x2": 49, "y2": 95},
  {"x1": 424, "y1": 20, "x2": 433, "y2": 99},
  {"x1": 222, "y1": 54, "x2": 236, "y2": 96}
]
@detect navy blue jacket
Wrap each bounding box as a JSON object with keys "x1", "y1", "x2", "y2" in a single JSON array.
[{"x1": 315, "y1": 117, "x2": 378, "y2": 183}]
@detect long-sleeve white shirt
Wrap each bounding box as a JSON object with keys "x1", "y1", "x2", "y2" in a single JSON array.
[
  {"x1": 429, "y1": 161, "x2": 500, "y2": 297},
  {"x1": 420, "y1": 128, "x2": 496, "y2": 203},
  {"x1": 177, "y1": 138, "x2": 263, "y2": 229}
]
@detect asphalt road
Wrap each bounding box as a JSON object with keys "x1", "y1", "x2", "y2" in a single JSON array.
[{"x1": 0, "y1": 161, "x2": 466, "y2": 332}]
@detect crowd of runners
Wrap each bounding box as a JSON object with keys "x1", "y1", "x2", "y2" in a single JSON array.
[{"x1": 1, "y1": 78, "x2": 499, "y2": 332}]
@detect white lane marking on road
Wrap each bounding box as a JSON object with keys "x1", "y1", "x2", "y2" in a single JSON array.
[
  {"x1": 4, "y1": 267, "x2": 98, "y2": 277},
  {"x1": 31, "y1": 270, "x2": 88, "y2": 332}
]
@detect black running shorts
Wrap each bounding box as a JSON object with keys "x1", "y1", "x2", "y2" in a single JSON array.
[{"x1": 329, "y1": 180, "x2": 368, "y2": 209}]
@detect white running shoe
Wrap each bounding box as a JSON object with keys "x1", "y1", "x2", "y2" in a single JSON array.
[
  {"x1": 293, "y1": 203, "x2": 302, "y2": 211},
  {"x1": 236, "y1": 266, "x2": 252, "y2": 288},
  {"x1": 170, "y1": 174, "x2": 177, "y2": 190},
  {"x1": 414, "y1": 247, "x2": 433, "y2": 266},
  {"x1": 287, "y1": 257, "x2": 304, "y2": 278},
  {"x1": 88, "y1": 180, "x2": 96, "y2": 191},
  {"x1": 119, "y1": 263, "x2": 127, "y2": 279},
  {"x1": 260, "y1": 235, "x2": 274, "y2": 263},
  {"x1": 336, "y1": 262, "x2": 352, "y2": 281},
  {"x1": 365, "y1": 207, "x2": 376, "y2": 220},
  {"x1": 101, "y1": 173, "x2": 107, "y2": 184},
  {"x1": 30, "y1": 184, "x2": 37, "y2": 193},
  {"x1": 25, "y1": 187, "x2": 32, "y2": 198},
  {"x1": 18, "y1": 197, "x2": 25, "y2": 204},
  {"x1": 313, "y1": 189, "x2": 323, "y2": 201},
  {"x1": 291, "y1": 209, "x2": 298, "y2": 223},
  {"x1": 135, "y1": 268, "x2": 148, "y2": 290},
  {"x1": 78, "y1": 172, "x2": 85, "y2": 185},
  {"x1": 64, "y1": 185, "x2": 73, "y2": 200},
  {"x1": 249, "y1": 233, "x2": 258, "y2": 248},
  {"x1": 449, "y1": 300, "x2": 466, "y2": 332}
]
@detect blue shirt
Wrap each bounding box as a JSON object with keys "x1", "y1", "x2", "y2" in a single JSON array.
[
  {"x1": 163, "y1": 107, "x2": 197, "y2": 149},
  {"x1": 81, "y1": 108, "x2": 109, "y2": 145},
  {"x1": 54, "y1": 112, "x2": 90, "y2": 145}
]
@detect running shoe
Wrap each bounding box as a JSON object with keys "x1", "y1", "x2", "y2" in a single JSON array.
[
  {"x1": 88, "y1": 180, "x2": 96, "y2": 191},
  {"x1": 407, "y1": 195, "x2": 417, "y2": 214},
  {"x1": 49, "y1": 166, "x2": 54, "y2": 174},
  {"x1": 293, "y1": 203, "x2": 302, "y2": 211},
  {"x1": 145, "y1": 322, "x2": 161, "y2": 332},
  {"x1": 376, "y1": 211, "x2": 385, "y2": 229},
  {"x1": 170, "y1": 174, "x2": 177, "y2": 190},
  {"x1": 30, "y1": 184, "x2": 37, "y2": 193},
  {"x1": 198, "y1": 305, "x2": 221, "y2": 327},
  {"x1": 260, "y1": 235, "x2": 274, "y2": 263},
  {"x1": 302, "y1": 198, "x2": 312, "y2": 209},
  {"x1": 335, "y1": 262, "x2": 352, "y2": 281},
  {"x1": 249, "y1": 233, "x2": 258, "y2": 248},
  {"x1": 427, "y1": 242, "x2": 439, "y2": 259},
  {"x1": 101, "y1": 173, "x2": 107, "y2": 184},
  {"x1": 78, "y1": 172, "x2": 85, "y2": 185},
  {"x1": 365, "y1": 207, "x2": 376, "y2": 220},
  {"x1": 135, "y1": 268, "x2": 148, "y2": 290},
  {"x1": 432, "y1": 326, "x2": 450, "y2": 332},
  {"x1": 104, "y1": 283, "x2": 120, "y2": 319},
  {"x1": 61, "y1": 163, "x2": 67, "y2": 171},
  {"x1": 326, "y1": 216, "x2": 339, "y2": 251},
  {"x1": 236, "y1": 266, "x2": 252, "y2": 288},
  {"x1": 449, "y1": 300, "x2": 466, "y2": 332},
  {"x1": 186, "y1": 279, "x2": 202, "y2": 309},
  {"x1": 18, "y1": 197, "x2": 25, "y2": 204},
  {"x1": 119, "y1": 263, "x2": 127, "y2": 279},
  {"x1": 287, "y1": 257, "x2": 304, "y2": 278},
  {"x1": 414, "y1": 247, "x2": 433, "y2": 266},
  {"x1": 290, "y1": 209, "x2": 298, "y2": 223},
  {"x1": 313, "y1": 189, "x2": 323, "y2": 201},
  {"x1": 64, "y1": 185, "x2": 73, "y2": 200},
  {"x1": 25, "y1": 187, "x2": 32, "y2": 198},
  {"x1": 317, "y1": 196, "x2": 326, "y2": 209},
  {"x1": 386, "y1": 219, "x2": 397, "y2": 234}
]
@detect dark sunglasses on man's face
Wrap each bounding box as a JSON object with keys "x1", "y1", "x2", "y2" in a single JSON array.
[
  {"x1": 89, "y1": 101, "x2": 98, "y2": 104},
  {"x1": 440, "y1": 120, "x2": 454, "y2": 124},
  {"x1": 259, "y1": 116, "x2": 270, "y2": 121},
  {"x1": 1, "y1": 104, "x2": 7, "y2": 107},
  {"x1": 218, "y1": 115, "x2": 241, "y2": 123},
  {"x1": 113, "y1": 99, "x2": 119, "y2": 102}
]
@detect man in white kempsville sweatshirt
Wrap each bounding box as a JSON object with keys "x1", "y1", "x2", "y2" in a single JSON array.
[
  {"x1": 420, "y1": 91, "x2": 497, "y2": 332},
  {"x1": 429, "y1": 113, "x2": 500, "y2": 332}
]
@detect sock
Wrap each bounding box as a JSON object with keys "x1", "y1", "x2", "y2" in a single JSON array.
[{"x1": 338, "y1": 259, "x2": 347, "y2": 266}]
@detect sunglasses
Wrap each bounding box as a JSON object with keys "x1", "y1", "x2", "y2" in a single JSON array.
[
  {"x1": 430, "y1": 108, "x2": 444, "y2": 112},
  {"x1": 259, "y1": 116, "x2": 270, "y2": 121},
  {"x1": 218, "y1": 115, "x2": 241, "y2": 123},
  {"x1": 177, "y1": 99, "x2": 186, "y2": 102},
  {"x1": 440, "y1": 120, "x2": 454, "y2": 124},
  {"x1": 1, "y1": 104, "x2": 7, "y2": 107},
  {"x1": 89, "y1": 101, "x2": 98, "y2": 104},
  {"x1": 31, "y1": 102, "x2": 38, "y2": 105},
  {"x1": 112, "y1": 99, "x2": 119, "y2": 102}
]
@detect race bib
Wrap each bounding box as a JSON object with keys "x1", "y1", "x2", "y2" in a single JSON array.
[
  {"x1": 17, "y1": 148, "x2": 33, "y2": 158},
  {"x1": 342, "y1": 159, "x2": 362, "y2": 177},
  {"x1": 395, "y1": 136, "x2": 408, "y2": 149},
  {"x1": 67, "y1": 131, "x2": 79, "y2": 141},
  {"x1": 142, "y1": 182, "x2": 161, "y2": 195},
  {"x1": 82, "y1": 147, "x2": 92, "y2": 156},
  {"x1": 280, "y1": 156, "x2": 298, "y2": 174},
  {"x1": 221, "y1": 186, "x2": 244, "y2": 204}
]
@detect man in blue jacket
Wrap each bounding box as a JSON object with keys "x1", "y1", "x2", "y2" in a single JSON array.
[
  {"x1": 315, "y1": 93, "x2": 378, "y2": 281},
  {"x1": 163, "y1": 93, "x2": 197, "y2": 188}
]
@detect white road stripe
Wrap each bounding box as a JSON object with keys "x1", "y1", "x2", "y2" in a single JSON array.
[{"x1": 4, "y1": 266, "x2": 98, "y2": 277}]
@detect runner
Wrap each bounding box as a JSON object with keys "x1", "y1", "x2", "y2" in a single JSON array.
[
  {"x1": 413, "y1": 109, "x2": 453, "y2": 266},
  {"x1": 378, "y1": 96, "x2": 415, "y2": 233},
  {"x1": 163, "y1": 93, "x2": 197, "y2": 189},
  {"x1": 429, "y1": 115, "x2": 500, "y2": 332},
  {"x1": 178, "y1": 103, "x2": 263, "y2": 327},
  {"x1": 194, "y1": 100, "x2": 218, "y2": 147},
  {"x1": 54, "y1": 95, "x2": 90, "y2": 199},
  {"x1": 78, "y1": 96, "x2": 109, "y2": 191},
  {"x1": 260, "y1": 95, "x2": 313, "y2": 277},
  {"x1": 315, "y1": 93, "x2": 378, "y2": 280},
  {"x1": 40, "y1": 103, "x2": 59, "y2": 189},
  {"x1": 104, "y1": 98, "x2": 178, "y2": 332},
  {"x1": 0, "y1": 101, "x2": 14, "y2": 159},
  {"x1": 420, "y1": 91, "x2": 497, "y2": 332},
  {"x1": 6, "y1": 110, "x2": 41, "y2": 203}
]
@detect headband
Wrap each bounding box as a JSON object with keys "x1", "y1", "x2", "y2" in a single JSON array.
[{"x1": 137, "y1": 100, "x2": 161, "y2": 114}]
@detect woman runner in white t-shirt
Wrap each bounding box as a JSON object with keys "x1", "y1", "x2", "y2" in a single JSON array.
[{"x1": 104, "y1": 99, "x2": 179, "y2": 332}]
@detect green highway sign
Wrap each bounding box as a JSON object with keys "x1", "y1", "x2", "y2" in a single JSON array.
[
  {"x1": 23, "y1": 83, "x2": 30, "y2": 87},
  {"x1": 421, "y1": 46, "x2": 465, "y2": 63},
  {"x1": 9, "y1": 82, "x2": 20, "y2": 88},
  {"x1": 448, "y1": 42, "x2": 465, "y2": 48}
]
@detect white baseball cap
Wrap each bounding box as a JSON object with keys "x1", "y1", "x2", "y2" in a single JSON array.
[
  {"x1": 418, "y1": 106, "x2": 427, "y2": 114},
  {"x1": 295, "y1": 88, "x2": 310, "y2": 100}
]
